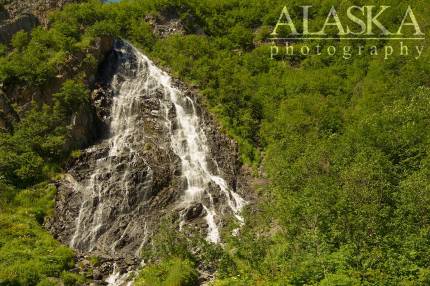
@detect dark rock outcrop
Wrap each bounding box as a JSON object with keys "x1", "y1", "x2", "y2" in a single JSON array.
[
  {"x1": 0, "y1": 0, "x2": 83, "y2": 43},
  {"x1": 0, "y1": 1, "x2": 114, "y2": 135},
  {"x1": 0, "y1": 36, "x2": 113, "y2": 137},
  {"x1": 0, "y1": 13, "x2": 38, "y2": 43},
  {"x1": 145, "y1": 14, "x2": 186, "y2": 38},
  {"x1": 47, "y1": 41, "x2": 250, "y2": 283}
]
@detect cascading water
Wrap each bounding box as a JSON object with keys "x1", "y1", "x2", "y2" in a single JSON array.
[
  {"x1": 52, "y1": 40, "x2": 246, "y2": 285},
  {"x1": 152, "y1": 55, "x2": 247, "y2": 243},
  {"x1": 69, "y1": 42, "x2": 155, "y2": 252}
]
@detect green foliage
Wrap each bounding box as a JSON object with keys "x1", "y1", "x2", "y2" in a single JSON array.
[
  {"x1": 0, "y1": 0, "x2": 429, "y2": 285},
  {"x1": 89, "y1": 256, "x2": 101, "y2": 267},
  {"x1": 139, "y1": 218, "x2": 238, "y2": 284},
  {"x1": 134, "y1": 258, "x2": 198, "y2": 286},
  {"x1": 87, "y1": 19, "x2": 120, "y2": 37},
  {"x1": 0, "y1": 80, "x2": 89, "y2": 187},
  {"x1": 319, "y1": 274, "x2": 361, "y2": 286},
  {"x1": 11, "y1": 31, "x2": 30, "y2": 51},
  {"x1": 136, "y1": 220, "x2": 201, "y2": 286},
  {"x1": 53, "y1": 80, "x2": 89, "y2": 115},
  {"x1": 36, "y1": 277, "x2": 62, "y2": 286},
  {"x1": 70, "y1": 150, "x2": 82, "y2": 159},
  {"x1": 228, "y1": 24, "x2": 254, "y2": 50},
  {"x1": 128, "y1": 20, "x2": 156, "y2": 49},
  {"x1": 0, "y1": 183, "x2": 76, "y2": 286},
  {"x1": 141, "y1": 219, "x2": 193, "y2": 262},
  {"x1": 0, "y1": 44, "x2": 6, "y2": 56},
  {"x1": 61, "y1": 272, "x2": 86, "y2": 286},
  {"x1": 125, "y1": 0, "x2": 428, "y2": 284}
]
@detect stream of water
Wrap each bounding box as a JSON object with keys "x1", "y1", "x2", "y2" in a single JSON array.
[{"x1": 69, "y1": 41, "x2": 246, "y2": 285}]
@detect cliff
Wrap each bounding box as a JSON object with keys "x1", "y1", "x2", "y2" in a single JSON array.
[
  {"x1": 47, "y1": 40, "x2": 250, "y2": 284},
  {"x1": 0, "y1": 0, "x2": 83, "y2": 43}
]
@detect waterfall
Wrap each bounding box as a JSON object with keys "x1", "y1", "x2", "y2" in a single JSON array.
[
  {"x1": 147, "y1": 49, "x2": 246, "y2": 243},
  {"x1": 63, "y1": 40, "x2": 246, "y2": 284},
  {"x1": 69, "y1": 41, "x2": 155, "y2": 251}
]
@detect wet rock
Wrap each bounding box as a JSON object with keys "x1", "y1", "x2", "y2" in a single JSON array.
[
  {"x1": 48, "y1": 40, "x2": 251, "y2": 284},
  {"x1": 93, "y1": 269, "x2": 103, "y2": 280},
  {"x1": 184, "y1": 203, "x2": 204, "y2": 221}
]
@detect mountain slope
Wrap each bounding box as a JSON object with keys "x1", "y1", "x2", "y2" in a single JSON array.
[{"x1": 0, "y1": 0, "x2": 429, "y2": 285}]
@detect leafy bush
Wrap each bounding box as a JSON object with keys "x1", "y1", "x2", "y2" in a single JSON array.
[
  {"x1": 134, "y1": 258, "x2": 198, "y2": 286},
  {"x1": 0, "y1": 184, "x2": 75, "y2": 286},
  {"x1": 61, "y1": 272, "x2": 86, "y2": 286},
  {"x1": 0, "y1": 0, "x2": 429, "y2": 285},
  {"x1": 11, "y1": 31, "x2": 30, "y2": 51},
  {"x1": 53, "y1": 80, "x2": 89, "y2": 116}
]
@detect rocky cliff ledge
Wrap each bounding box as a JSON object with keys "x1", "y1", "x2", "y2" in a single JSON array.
[
  {"x1": 46, "y1": 41, "x2": 251, "y2": 284},
  {"x1": 0, "y1": 0, "x2": 83, "y2": 43},
  {"x1": 0, "y1": 35, "x2": 113, "y2": 142}
]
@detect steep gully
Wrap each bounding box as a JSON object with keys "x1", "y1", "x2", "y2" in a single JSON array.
[{"x1": 48, "y1": 40, "x2": 248, "y2": 284}]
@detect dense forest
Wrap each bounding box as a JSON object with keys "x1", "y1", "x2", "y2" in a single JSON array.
[{"x1": 0, "y1": 0, "x2": 429, "y2": 285}]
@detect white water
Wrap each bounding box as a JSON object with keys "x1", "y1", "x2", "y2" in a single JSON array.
[
  {"x1": 69, "y1": 41, "x2": 246, "y2": 284},
  {"x1": 69, "y1": 41, "x2": 154, "y2": 252},
  {"x1": 106, "y1": 263, "x2": 133, "y2": 286},
  {"x1": 143, "y1": 48, "x2": 246, "y2": 243}
]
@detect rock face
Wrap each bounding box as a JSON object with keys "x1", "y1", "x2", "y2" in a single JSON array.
[
  {"x1": 144, "y1": 14, "x2": 186, "y2": 38},
  {"x1": 0, "y1": 13, "x2": 37, "y2": 43},
  {"x1": 0, "y1": 36, "x2": 113, "y2": 136},
  {"x1": 0, "y1": 0, "x2": 113, "y2": 134},
  {"x1": 0, "y1": 0, "x2": 83, "y2": 43},
  {"x1": 47, "y1": 40, "x2": 248, "y2": 283}
]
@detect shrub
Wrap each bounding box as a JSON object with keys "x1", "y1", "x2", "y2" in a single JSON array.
[
  {"x1": 11, "y1": 31, "x2": 30, "y2": 51},
  {"x1": 61, "y1": 272, "x2": 86, "y2": 286},
  {"x1": 53, "y1": 80, "x2": 89, "y2": 116},
  {"x1": 134, "y1": 258, "x2": 198, "y2": 286}
]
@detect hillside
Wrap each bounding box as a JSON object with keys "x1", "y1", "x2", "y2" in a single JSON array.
[{"x1": 0, "y1": 0, "x2": 429, "y2": 285}]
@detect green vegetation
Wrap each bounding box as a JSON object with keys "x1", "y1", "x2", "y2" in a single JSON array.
[
  {"x1": 136, "y1": 219, "x2": 237, "y2": 286},
  {"x1": 0, "y1": 183, "x2": 79, "y2": 285},
  {"x1": 134, "y1": 258, "x2": 198, "y2": 286},
  {"x1": 0, "y1": 0, "x2": 429, "y2": 285},
  {"x1": 0, "y1": 80, "x2": 89, "y2": 188}
]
